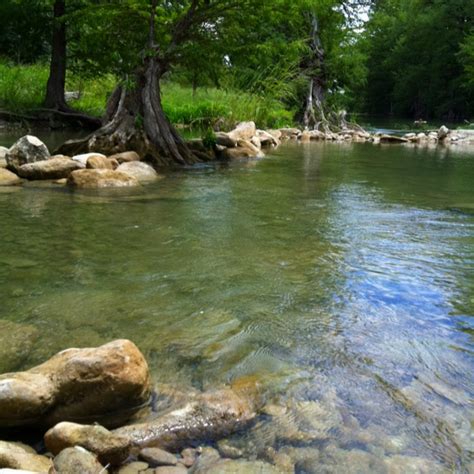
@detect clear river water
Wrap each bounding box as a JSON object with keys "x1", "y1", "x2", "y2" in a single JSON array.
[{"x1": 0, "y1": 135, "x2": 473, "y2": 472}]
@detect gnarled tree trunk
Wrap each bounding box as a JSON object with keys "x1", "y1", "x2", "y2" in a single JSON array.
[
  {"x1": 56, "y1": 0, "x2": 198, "y2": 167},
  {"x1": 303, "y1": 13, "x2": 330, "y2": 133},
  {"x1": 57, "y1": 60, "x2": 198, "y2": 167}
]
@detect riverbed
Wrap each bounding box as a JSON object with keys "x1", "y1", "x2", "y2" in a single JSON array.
[{"x1": 0, "y1": 138, "x2": 473, "y2": 472}]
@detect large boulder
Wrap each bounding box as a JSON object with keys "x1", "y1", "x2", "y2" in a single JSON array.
[
  {"x1": 17, "y1": 156, "x2": 82, "y2": 180},
  {"x1": 45, "y1": 422, "x2": 130, "y2": 465},
  {"x1": 227, "y1": 122, "x2": 257, "y2": 142},
  {"x1": 86, "y1": 155, "x2": 118, "y2": 170},
  {"x1": 116, "y1": 162, "x2": 159, "y2": 183},
  {"x1": 67, "y1": 169, "x2": 139, "y2": 188},
  {"x1": 0, "y1": 168, "x2": 22, "y2": 186},
  {"x1": 438, "y1": 125, "x2": 449, "y2": 141},
  {"x1": 0, "y1": 440, "x2": 53, "y2": 473},
  {"x1": 0, "y1": 340, "x2": 151, "y2": 429},
  {"x1": 114, "y1": 386, "x2": 258, "y2": 451},
  {"x1": 6, "y1": 136, "x2": 50, "y2": 172},
  {"x1": 53, "y1": 447, "x2": 105, "y2": 474}
]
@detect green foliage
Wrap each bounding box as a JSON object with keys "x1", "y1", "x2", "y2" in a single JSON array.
[
  {"x1": 0, "y1": 61, "x2": 48, "y2": 111},
  {"x1": 202, "y1": 129, "x2": 217, "y2": 149},
  {"x1": 362, "y1": 0, "x2": 474, "y2": 120},
  {"x1": 161, "y1": 83, "x2": 294, "y2": 129}
]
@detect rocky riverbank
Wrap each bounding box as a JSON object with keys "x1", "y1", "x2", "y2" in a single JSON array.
[
  {"x1": 0, "y1": 339, "x2": 271, "y2": 473},
  {"x1": 1, "y1": 122, "x2": 472, "y2": 190}
]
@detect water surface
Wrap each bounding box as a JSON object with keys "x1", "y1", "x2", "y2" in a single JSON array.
[{"x1": 0, "y1": 141, "x2": 473, "y2": 472}]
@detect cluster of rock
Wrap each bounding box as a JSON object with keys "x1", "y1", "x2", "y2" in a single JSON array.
[
  {"x1": 0, "y1": 340, "x2": 270, "y2": 474},
  {"x1": 1, "y1": 124, "x2": 472, "y2": 188},
  {"x1": 0, "y1": 136, "x2": 160, "y2": 188}
]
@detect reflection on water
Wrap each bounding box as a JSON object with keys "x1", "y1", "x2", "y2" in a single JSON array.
[{"x1": 0, "y1": 142, "x2": 473, "y2": 472}]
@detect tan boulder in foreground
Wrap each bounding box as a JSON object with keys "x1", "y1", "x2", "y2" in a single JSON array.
[
  {"x1": 68, "y1": 169, "x2": 139, "y2": 188},
  {"x1": 0, "y1": 339, "x2": 151, "y2": 429}
]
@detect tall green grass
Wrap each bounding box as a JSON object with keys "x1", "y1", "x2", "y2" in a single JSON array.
[{"x1": 0, "y1": 60, "x2": 294, "y2": 128}]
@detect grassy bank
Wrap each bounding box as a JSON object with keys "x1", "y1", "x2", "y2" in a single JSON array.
[{"x1": 0, "y1": 61, "x2": 294, "y2": 129}]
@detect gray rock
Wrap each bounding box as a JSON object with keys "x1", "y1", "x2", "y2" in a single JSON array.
[
  {"x1": 67, "y1": 169, "x2": 140, "y2": 188},
  {"x1": 6, "y1": 136, "x2": 50, "y2": 172},
  {"x1": 116, "y1": 162, "x2": 159, "y2": 183},
  {"x1": 0, "y1": 340, "x2": 151, "y2": 429},
  {"x1": 45, "y1": 421, "x2": 130, "y2": 465},
  {"x1": 0, "y1": 146, "x2": 8, "y2": 160},
  {"x1": 278, "y1": 128, "x2": 301, "y2": 139},
  {"x1": 53, "y1": 446, "x2": 105, "y2": 474},
  {"x1": 438, "y1": 125, "x2": 450, "y2": 140},
  {"x1": 17, "y1": 156, "x2": 82, "y2": 180},
  {"x1": 139, "y1": 448, "x2": 177, "y2": 467},
  {"x1": 0, "y1": 168, "x2": 22, "y2": 186},
  {"x1": 0, "y1": 440, "x2": 52, "y2": 473}
]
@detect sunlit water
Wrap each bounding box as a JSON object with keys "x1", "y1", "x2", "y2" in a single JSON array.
[{"x1": 1, "y1": 139, "x2": 473, "y2": 472}]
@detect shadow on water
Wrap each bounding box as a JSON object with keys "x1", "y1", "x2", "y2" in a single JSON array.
[{"x1": 0, "y1": 141, "x2": 473, "y2": 471}]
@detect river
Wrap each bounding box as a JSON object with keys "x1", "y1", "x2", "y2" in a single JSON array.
[{"x1": 0, "y1": 135, "x2": 473, "y2": 472}]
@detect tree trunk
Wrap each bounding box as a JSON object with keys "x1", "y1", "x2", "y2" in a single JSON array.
[
  {"x1": 44, "y1": 0, "x2": 69, "y2": 111},
  {"x1": 56, "y1": 59, "x2": 199, "y2": 167},
  {"x1": 303, "y1": 13, "x2": 330, "y2": 132}
]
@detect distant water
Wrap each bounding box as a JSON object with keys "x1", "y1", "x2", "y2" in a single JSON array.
[{"x1": 0, "y1": 140, "x2": 473, "y2": 472}]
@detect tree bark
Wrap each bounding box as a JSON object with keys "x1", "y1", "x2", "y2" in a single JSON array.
[
  {"x1": 303, "y1": 13, "x2": 330, "y2": 132},
  {"x1": 44, "y1": 0, "x2": 69, "y2": 111}
]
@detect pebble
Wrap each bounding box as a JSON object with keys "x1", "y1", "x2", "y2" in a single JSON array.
[
  {"x1": 118, "y1": 461, "x2": 150, "y2": 474},
  {"x1": 154, "y1": 467, "x2": 188, "y2": 474}
]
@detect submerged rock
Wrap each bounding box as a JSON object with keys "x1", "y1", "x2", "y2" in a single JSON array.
[
  {"x1": 45, "y1": 421, "x2": 131, "y2": 465},
  {"x1": 53, "y1": 446, "x2": 105, "y2": 474},
  {"x1": 0, "y1": 440, "x2": 53, "y2": 473},
  {"x1": 0, "y1": 339, "x2": 151, "y2": 429},
  {"x1": 17, "y1": 156, "x2": 82, "y2": 180},
  {"x1": 114, "y1": 386, "x2": 257, "y2": 451},
  {"x1": 0, "y1": 320, "x2": 39, "y2": 373},
  {"x1": 67, "y1": 169, "x2": 139, "y2": 188},
  {"x1": 116, "y1": 161, "x2": 159, "y2": 183},
  {"x1": 0, "y1": 168, "x2": 22, "y2": 186},
  {"x1": 6, "y1": 136, "x2": 50, "y2": 172},
  {"x1": 194, "y1": 458, "x2": 283, "y2": 474}
]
